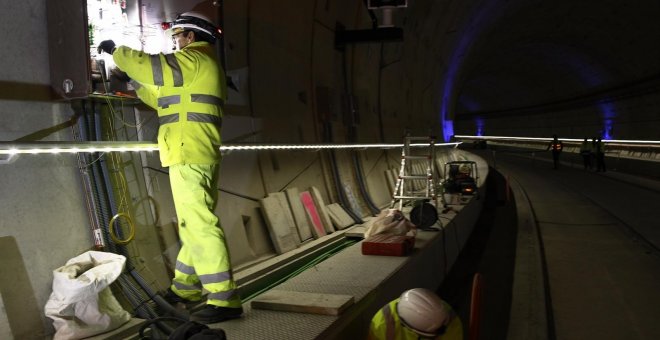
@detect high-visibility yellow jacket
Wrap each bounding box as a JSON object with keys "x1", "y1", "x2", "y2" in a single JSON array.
[
  {"x1": 368, "y1": 299, "x2": 463, "y2": 340},
  {"x1": 113, "y1": 41, "x2": 225, "y2": 167}
]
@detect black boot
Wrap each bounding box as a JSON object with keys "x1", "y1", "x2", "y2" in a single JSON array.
[
  {"x1": 190, "y1": 305, "x2": 243, "y2": 324},
  {"x1": 162, "y1": 288, "x2": 201, "y2": 309}
]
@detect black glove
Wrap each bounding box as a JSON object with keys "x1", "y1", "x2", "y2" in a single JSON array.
[
  {"x1": 98, "y1": 40, "x2": 116, "y2": 55},
  {"x1": 111, "y1": 68, "x2": 131, "y2": 82}
]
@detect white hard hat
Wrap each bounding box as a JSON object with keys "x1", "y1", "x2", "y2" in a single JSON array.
[
  {"x1": 459, "y1": 164, "x2": 471, "y2": 174},
  {"x1": 397, "y1": 288, "x2": 449, "y2": 337},
  {"x1": 171, "y1": 11, "x2": 220, "y2": 42}
]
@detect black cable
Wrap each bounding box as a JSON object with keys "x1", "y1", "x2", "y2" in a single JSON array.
[
  {"x1": 129, "y1": 269, "x2": 188, "y2": 320},
  {"x1": 352, "y1": 151, "x2": 381, "y2": 215},
  {"x1": 139, "y1": 316, "x2": 188, "y2": 340},
  {"x1": 276, "y1": 157, "x2": 320, "y2": 192},
  {"x1": 362, "y1": 0, "x2": 378, "y2": 29},
  {"x1": 329, "y1": 149, "x2": 364, "y2": 224},
  {"x1": 143, "y1": 166, "x2": 169, "y2": 175},
  {"x1": 218, "y1": 188, "x2": 260, "y2": 202}
]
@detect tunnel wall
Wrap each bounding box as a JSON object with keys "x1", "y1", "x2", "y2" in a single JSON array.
[
  {"x1": 1, "y1": 0, "x2": 657, "y2": 338},
  {"x1": 454, "y1": 90, "x2": 660, "y2": 141},
  {"x1": 0, "y1": 1, "x2": 496, "y2": 336}
]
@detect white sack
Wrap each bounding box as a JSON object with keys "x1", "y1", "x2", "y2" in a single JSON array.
[
  {"x1": 364, "y1": 209, "x2": 417, "y2": 239},
  {"x1": 44, "y1": 251, "x2": 131, "y2": 340}
]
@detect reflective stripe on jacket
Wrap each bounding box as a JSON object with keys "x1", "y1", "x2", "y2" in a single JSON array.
[
  {"x1": 551, "y1": 142, "x2": 563, "y2": 152},
  {"x1": 113, "y1": 41, "x2": 226, "y2": 167},
  {"x1": 368, "y1": 298, "x2": 464, "y2": 340}
]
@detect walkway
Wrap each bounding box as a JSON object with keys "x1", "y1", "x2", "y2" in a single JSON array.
[{"x1": 492, "y1": 150, "x2": 660, "y2": 340}]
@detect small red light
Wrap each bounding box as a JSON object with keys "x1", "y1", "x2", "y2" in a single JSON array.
[
  {"x1": 161, "y1": 22, "x2": 172, "y2": 30},
  {"x1": 217, "y1": 28, "x2": 223, "y2": 35}
]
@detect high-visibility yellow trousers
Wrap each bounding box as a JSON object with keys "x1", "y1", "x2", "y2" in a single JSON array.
[{"x1": 168, "y1": 163, "x2": 242, "y2": 308}]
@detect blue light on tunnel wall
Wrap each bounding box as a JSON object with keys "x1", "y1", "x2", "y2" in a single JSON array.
[
  {"x1": 443, "y1": 120, "x2": 454, "y2": 142},
  {"x1": 475, "y1": 118, "x2": 484, "y2": 136},
  {"x1": 600, "y1": 104, "x2": 615, "y2": 140},
  {"x1": 439, "y1": 0, "x2": 496, "y2": 143},
  {"x1": 603, "y1": 118, "x2": 614, "y2": 140}
]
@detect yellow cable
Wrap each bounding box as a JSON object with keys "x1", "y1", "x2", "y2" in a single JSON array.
[{"x1": 109, "y1": 212, "x2": 135, "y2": 245}]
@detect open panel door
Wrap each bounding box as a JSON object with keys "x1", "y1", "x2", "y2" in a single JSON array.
[{"x1": 46, "y1": 0, "x2": 91, "y2": 99}]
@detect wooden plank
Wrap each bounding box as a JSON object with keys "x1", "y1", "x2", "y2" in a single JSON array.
[
  {"x1": 300, "y1": 191, "x2": 327, "y2": 238},
  {"x1": 325, "y1": 203, "x2": 354, "y2": 230},
  {"x1": 271, "y1": 192, "x2": 302, "y2": 244},
  {"x1": 251, "y1": 290, "x2": 354, "y2": 316},
  {"x1": 285, "y1": 188, "x2": 313, "y2": 241},
  {"x1": 309, "y1": 186, "x2": 335, "y2": 233},
  {"x1": 259, "y1": 194, "x2": 299, "y2": 254},
  {"x1": 344, "y1": 225, "x2": 366, "y2": 239}
]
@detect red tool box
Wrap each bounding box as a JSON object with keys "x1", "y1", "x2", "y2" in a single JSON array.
[{"x1": 361, "y1": 234, "x2": 416, "y2": 256}]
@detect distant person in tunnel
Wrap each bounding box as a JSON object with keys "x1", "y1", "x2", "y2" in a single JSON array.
[
  {"x1": 98, "y1": 11, "x2": 242, "y2": 324},
  {"x1": 595, "y1": 137, "x2": 607, "y2": 172},
  {"x1": 580, "y1": 137, "x2": 593, "y2": 170},
  {"x1": 368, "y1": 288, "x2": 463, "y2": 340},
  {"x1": 546, "y1": 135, "x2": 563, "y2": 170}
]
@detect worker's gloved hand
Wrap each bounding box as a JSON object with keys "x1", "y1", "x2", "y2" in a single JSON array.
[
  {"x1": 111, "y1": 68, "x2": 131, "y2": 82},
  {"x1": 97, "y1": 40, "x2": 116, "y2": 55}
]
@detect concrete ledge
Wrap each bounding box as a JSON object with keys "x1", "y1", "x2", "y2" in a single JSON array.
[{"x1": 210, "y1": 191, "x2": 486, "y2": 339}]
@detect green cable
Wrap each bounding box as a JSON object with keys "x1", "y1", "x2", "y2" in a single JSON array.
[{"x1": 242, "y1": 238, "x2": 358, "y2": 301}]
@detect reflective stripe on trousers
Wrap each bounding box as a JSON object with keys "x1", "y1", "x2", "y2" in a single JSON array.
[
  {"x1": 159, "y1": 112, "x2": 223, "y2": 126},
  {"x1": 169, "y1": 163, "x2": 241, "y2": 308}
]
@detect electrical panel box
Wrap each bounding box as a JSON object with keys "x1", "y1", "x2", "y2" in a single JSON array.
[
  {"x1": 367, "y1": 0, "x2": 408, "y2": 9},
  {"x1": 46, "y1": 0, "x2": 182, "y2": 100},
  {"x1": 46, "y1": 0, "x2": 92, "y2": 99},
  {"x1": 47, "y1": 0, "x2": 147, "y2": 99},
  {"x1": 46, "y1": 1, "x2": 221, "y2": 100}
]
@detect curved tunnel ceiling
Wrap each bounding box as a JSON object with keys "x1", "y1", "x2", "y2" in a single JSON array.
[{"x1": 426, "y1": 0, "x2": 660, "y2": 120}]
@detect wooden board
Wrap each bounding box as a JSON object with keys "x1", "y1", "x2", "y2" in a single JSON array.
[
  {"x1": 259, "y1": 194, "x2": 300, "y2": 254},
  {"x1": 300, "y1": 191, "x2": 327, "y2": 238},
  {"x1": 285, "y1": 188, "x2": 313, "y2": 241},
  {"x1": 344, "y1": 225, "x2": 366, "y2": 239},
  {"x1": 325, "y1": 203, "x2": 355, "y2": 230},
  {"x1": 310, "y1": 186, "x2": 335, "y2": 233},
  {"x1": 251, "y1": 290, "x2": 354, "y2": 316}
]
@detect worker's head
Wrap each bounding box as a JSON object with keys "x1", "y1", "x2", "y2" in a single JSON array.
[
  {"x1": 171, "y1": 12, "x2": 220, "y2": 49},
  {"x1": 397, "y1": 288, "x2": 450, "y2": 337}
]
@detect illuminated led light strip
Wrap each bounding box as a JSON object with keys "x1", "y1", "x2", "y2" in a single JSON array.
[
  {"x1": 454, "y1": 135, "x2": 660, "y2": 145},
  {"x1": 0, "y1": 141, "x2": 462, "y2": 155}
]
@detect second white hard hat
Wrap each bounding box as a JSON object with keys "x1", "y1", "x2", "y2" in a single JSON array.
[{"x1": 397, "y1": 288, "x2": 449, "y2": 337}]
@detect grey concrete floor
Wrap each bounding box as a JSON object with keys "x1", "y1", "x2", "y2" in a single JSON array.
[{"x1": 491, "y1": 151, "x2": 660, "y2": 340}]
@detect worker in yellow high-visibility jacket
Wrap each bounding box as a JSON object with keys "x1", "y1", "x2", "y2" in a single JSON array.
[
  {"x1": 98, "y1": 11, "x2": 241, "y2": 324},
  {"x1": 368, "y1": 288, "x2": 463, "y2": 340}
]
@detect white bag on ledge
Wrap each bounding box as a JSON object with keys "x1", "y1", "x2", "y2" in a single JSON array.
[
  {"x1": 44, "y1": 251, "x2": 131, "y2": 340},
  {"x1": 364, "y1": 209, "x2": 417, "y2": 239}
]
